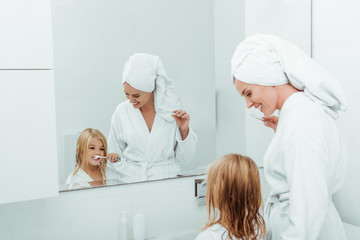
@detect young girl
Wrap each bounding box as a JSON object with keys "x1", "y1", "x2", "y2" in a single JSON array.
[
  {"x1": 196, "y1": 154, "x2": 266, "y2": 240},
  {"x1": 66, "y1": 128, "x2": 123, "y2": 188}
]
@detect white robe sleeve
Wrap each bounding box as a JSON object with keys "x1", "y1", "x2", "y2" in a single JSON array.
[
  {"x1": 174, "y1": 126, "x2": 198, "y2": 163},
  {"x1": 281, "y1": 125, "x2": 331, "y2": 239},
  {"x1": 66, "y1": 174, "x2": 87, "y2": 186},
  {"x1": 66, "y1": 170, "x2": 92, "y2": 189},
  {"x1": 108, "y1": 109, "x2": 126, "y2": 157},
  {"x1": 107, "y1": 107, "x2": 139, "y2": 178}
]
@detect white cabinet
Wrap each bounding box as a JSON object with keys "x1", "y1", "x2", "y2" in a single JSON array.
[
  {"x1": 0, "y1": 0, "x2": 53, "y2": 69},
  {"x1": 0, "y1": 0, "x2": 57, "y2": 204},
  {"x1": 0, "y1": 70, "x2": 58, "y2": 204}
]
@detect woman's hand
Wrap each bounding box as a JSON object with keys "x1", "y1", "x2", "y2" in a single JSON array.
[
  {"x1": 107, "y1": 153, "x2": 120, "y2": 163},
  {"x1": 263, "y1": 116, "x2": 279, "y2": 132},
  {"x1": 172, "y1": 109, "x2": 190, "y2": 140}
]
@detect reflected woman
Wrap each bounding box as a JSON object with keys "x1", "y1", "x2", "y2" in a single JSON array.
[
  {"x1": 107, "y1": 53, "x2": 198, "y2": 181},
  {"x1": 232, "y1": 35, "x2": 347, "y2": 239}
]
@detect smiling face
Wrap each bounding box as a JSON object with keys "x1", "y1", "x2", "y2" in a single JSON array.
[
  {"x1": 234, "y1": 79, "x2": 278, "y2": 117},
  {"x1": 87, "y1": 137, "x2": 105, "y2": 166},
  {"x1": 123, "y1": 82, "x2": 153, "y2": 109}
]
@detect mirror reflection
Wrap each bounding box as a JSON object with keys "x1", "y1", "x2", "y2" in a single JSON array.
[
  {"x1": 107, "y1": 54, "x2": 198, "y2": 180},
  {"x1": 67, "y1": 54, "x2": 198, "y2": 189},
  {"x1": 53, "y1": 0, "x2": 216, "y2": 190}
]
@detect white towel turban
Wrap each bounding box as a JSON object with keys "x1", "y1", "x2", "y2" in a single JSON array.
[
  {"x1": 231, "y1": 34, "x2": 348, "y2": 119},
  {"x1": 122, "y1": 53, "x2": 182, "y2": 122}
]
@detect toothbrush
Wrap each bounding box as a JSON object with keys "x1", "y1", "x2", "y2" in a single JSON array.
[
  {"x1": 249, "y1": 112, "x2": 264, "y2": 121},
  {"x1": 94, "y1": 155, "x2": 121, "y2": 162}
]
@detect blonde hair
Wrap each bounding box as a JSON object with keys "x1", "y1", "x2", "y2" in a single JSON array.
[
  {"x1": 73, "y1": 128, "x2": 107, "y2": 180},
  {"x1": 204, "y1": 154, "x2": 266, "y2": 240}
]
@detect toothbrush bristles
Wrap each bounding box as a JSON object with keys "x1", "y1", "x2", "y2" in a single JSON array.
[{"x1": 249, "y1": 112, "x2": 264, "y2": 121}]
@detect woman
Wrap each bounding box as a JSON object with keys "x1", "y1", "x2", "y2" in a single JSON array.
[
  {"x1": 231, "y1": 35, "x2": 347, "y2": 239},
  {"x1": 107, "y1": 53, "x2": 197, "y2": 181}
]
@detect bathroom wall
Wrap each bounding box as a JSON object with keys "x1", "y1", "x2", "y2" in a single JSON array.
[
  {"x1": 214, "y1": 0, "x2": 246, "y2": 158},
  {"x1": 0, "y1": 176, "x2": 207, "y2": 240},
  {"x1": 312, "y1": 0, "x2": 360, "y2": 232}
]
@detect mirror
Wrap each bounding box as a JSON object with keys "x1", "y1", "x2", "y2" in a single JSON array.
[{"x1": 52, "y1": 0, "x2": 216, "y2": 190}]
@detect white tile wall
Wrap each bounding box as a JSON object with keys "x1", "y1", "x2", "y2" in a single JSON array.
[
  {"x1": 245, "y1": 0, "x2": 312, "y2": 53},
  {"x1": 312, "y1": 0, "x2": 360, "y2": 232},
  {"x1": 312, "y1": 0, "x2": 360, "y2": 46},
  {"x1": 334, "y1": 176, "x2": 360, "y2": 227},
  {"x1": 214, "y1": 0, "x2": 246, "y2": 158}
]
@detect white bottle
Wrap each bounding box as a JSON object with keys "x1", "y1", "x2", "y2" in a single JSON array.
[
  {"x1": 133, "y1": 213, "x2": 145, "y2": 240},
  {"x1": 119, "y1": 211, "x2": 128, "y2": 240}
]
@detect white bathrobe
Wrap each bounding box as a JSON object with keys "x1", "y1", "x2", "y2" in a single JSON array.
[
  {"x1": 264, "y1": 92, "x2": 346, "y2": 240},
  {"x1": 66, "y1": 163, "x2": 125, "y2": 189},
  {"x1": 108, "y1": 100, "x2": 198, "y2": 181},
  {"x1": 231, "y1": 34, "x2": 347, "y2": 239},
  {"x1": 195, "y1": 224, "x2": 238, "y2": 240}
]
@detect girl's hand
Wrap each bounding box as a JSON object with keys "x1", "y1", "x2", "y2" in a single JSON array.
[
  {"x1": 263, "y1": 116, "x2": 279, "y2": 132},
  {"x1": 172, "y1": 109, "x2": 190, "y2": 140},
  {"x1": 107, "y1": 153, "x2": 120, "y2": 163}
]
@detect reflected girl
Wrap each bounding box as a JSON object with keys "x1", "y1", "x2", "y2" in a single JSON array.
[
  {"x1": 66, "y1": 128, "x2": 123, "y2": 188},
  {"x1": 107, "y1": 53, "x2": 198, "y2": 181}
]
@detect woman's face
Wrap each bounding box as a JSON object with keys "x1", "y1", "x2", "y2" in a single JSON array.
[
  {"x1": 87, "y1": 137, "x2": 105, "y2": 166},
  {"x1": 123, "y1": 82, "x2": 153, "y2": 109},
  {"x1": 234, "y1": 79, "x2": 278, "y2": 116}
]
